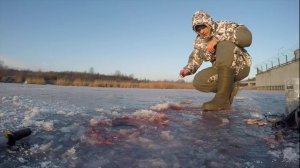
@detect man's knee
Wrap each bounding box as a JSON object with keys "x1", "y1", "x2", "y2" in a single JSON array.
[
  {"x1": 235, "y1": 26, "x2": 252, "y2": 47},
  {"x1": 193, "y1": 77, "x2": 215, "y2": 93},
  {"x1": 193, "y1": 68, "x2": 218, "y2": 92}
]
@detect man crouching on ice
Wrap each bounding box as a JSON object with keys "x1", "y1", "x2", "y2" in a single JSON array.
[{"x1": 179, "y1": 10, "x2": 252, "y2": 111}]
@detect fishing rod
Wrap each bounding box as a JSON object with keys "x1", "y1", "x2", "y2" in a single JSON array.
[{"x1": 0, "y1": 128, "x2": 32, "y2": 146}]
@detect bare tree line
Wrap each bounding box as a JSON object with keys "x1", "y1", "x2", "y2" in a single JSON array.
[{"x1": 0, "y1": 61, "x2": 193, "y2": 89}]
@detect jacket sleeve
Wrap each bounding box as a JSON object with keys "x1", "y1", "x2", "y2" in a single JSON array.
[
  {"x1": 214, "y1": 22, "x2": 252, "y2": 48},
  {"x1": 183, "y1": 48, "x2": 203, "y2": 74}
]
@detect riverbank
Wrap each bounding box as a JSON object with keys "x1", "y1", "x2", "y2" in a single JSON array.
[
  {"x1": 0, "y1": 68, "x2": 194, "y2": 89},
  {"x1": 0, "y1": 68, "x2": 261, "y2": 90}
]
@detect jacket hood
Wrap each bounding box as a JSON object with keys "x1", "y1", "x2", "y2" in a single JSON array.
[{"x1": 192, "y1": 11, "x2": 215, "y2": 32}]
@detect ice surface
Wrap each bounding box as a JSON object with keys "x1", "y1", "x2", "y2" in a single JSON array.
[
  {"x1": 0, "y1": 83, "x2": 298, "y2": 168},
  {"x1": 283, "y1": 147, "x2": 299, "y2": 162}
]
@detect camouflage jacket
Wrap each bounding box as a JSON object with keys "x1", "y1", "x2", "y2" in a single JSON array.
[{"x1": 184, "y1": 11, "x2": 252, "y2": 75}]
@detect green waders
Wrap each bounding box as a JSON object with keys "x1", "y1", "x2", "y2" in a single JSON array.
[
  {"x1": 193, "y1": 41, "x2": 250, "y2": 111},
  {"x1": 202, "y1": 66, "x2": 235, "y2": 110}
]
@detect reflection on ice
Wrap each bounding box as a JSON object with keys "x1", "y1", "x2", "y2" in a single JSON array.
[{"x1": 0, "y1": 83, "x2": 299, "y2": 167}]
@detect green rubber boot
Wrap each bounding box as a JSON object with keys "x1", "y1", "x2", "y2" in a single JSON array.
[{"x1": 202, "y1": 66, "x2": 235, "y2": 111}]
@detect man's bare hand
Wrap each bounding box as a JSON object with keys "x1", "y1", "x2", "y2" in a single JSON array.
[
  {"x1": 179, "y1": 69, "x2": 191, "y2": 77},
  {"x1": 207, "y1": 38, "x2": 218, "y2": 53}
]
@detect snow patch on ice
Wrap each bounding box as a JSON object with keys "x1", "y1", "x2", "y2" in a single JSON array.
[
  {"x1": 89, "y1": 116, "x2": 111, "y2": 126},
  {"x1": 95, "y1": 108, "x2": 105, "y2": 112},
  {"x1": 56, "y1": 110, "x2": 76, "y2": 117},
  {"x1": 12, "y1": 96, "x2": 22, "y2": 106},
  {"x1": 62, "y1": 147, "x2": 78, "y2": 160},
  {"x1": 35, "y1": 120, "x2": 54, "y2": 131},
  {"x1": 150, "y1": 102, "x2": 182, "y2": 112},
  {"x1": 28, "y1": 142, "x2": 53, "y2": 155},
  {"x1": 40, "y1": 161, "x2": 52, "y2": 168},
  {"x1": 235, "y1": 96, "x2": 247, "y2": 100},
  {"x1": 12, "y1": 96, "x2": 19, "y2": 102},
  {"x1": 39, "y1": 141, "x2": 53, "y2": 151},
  {"x1": 57, "y1": 110, "x2": 67, "y2": 115},
  {"x1": 133, "y1": 109, "x2": 159, "y2": 117},
  {"x1": 250, "y1": 112, "x2": 265, "y2": 119},
  {"x1": 60, "y1": 123, "x2": 80, "y2": 133},
  {"x1": 132, "y1": 109, "x2": 168, "y2": 125},
  {"x1": 25, "y1": 107, "x2": 40, "y2": 119},
  {"x1": 110, "y1": 106, "x2": 122, "y2": 112},
  {"x1": 22, "y1": 107, "x2": 41, "y2": 126},
  {"x1": 283, "y1": 147, "x2": 299, "y2": 162},
  {"x1": 65, "y1": 111, "x2": 76, "y2": 117},
  {"x1": 160, "y1": 131, "x2": 174, "y2": 141},
  {"x1": 268, "y1": 150, "x2": 281, "y2": 158},
  {"x1": 268, "y1": 145, "x2": 299, "y2": 163},
  {"x1": 111, "y1": 111, "x2": 120, "y2": 116},
  {"x1": 67, "y1": 147, "x2": 76, "y2": 156},
  {"x1": 17, "y1": 157, "x2": 26, "y2": 163}
]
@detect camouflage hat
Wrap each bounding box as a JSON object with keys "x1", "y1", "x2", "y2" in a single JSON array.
[{"x1": 192, "y1": 11, "x2": 214, "y2": 31}]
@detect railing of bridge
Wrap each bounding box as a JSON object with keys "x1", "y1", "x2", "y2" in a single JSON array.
[{"x1": 256, "y1": 57, "x2": 299, "y2": 74}]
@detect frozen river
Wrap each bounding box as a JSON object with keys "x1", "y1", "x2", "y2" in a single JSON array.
[{"x1": 0, "y1": 83, "x2": 299, "y2": 168}]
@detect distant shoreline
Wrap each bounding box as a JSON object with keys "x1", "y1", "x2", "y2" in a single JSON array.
[
  {"x1": 0, "y1": 68, "x2": 194, "y2": 89},
  {"x1": 0, "y1": 81, "x2": 264, "y2": 91},
  {"x1": 0, "y1": 68, "x2": 267, "y2": 90},
  {"x1": 0, "y1": 81, "x2": 195, "y2": 89}
]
